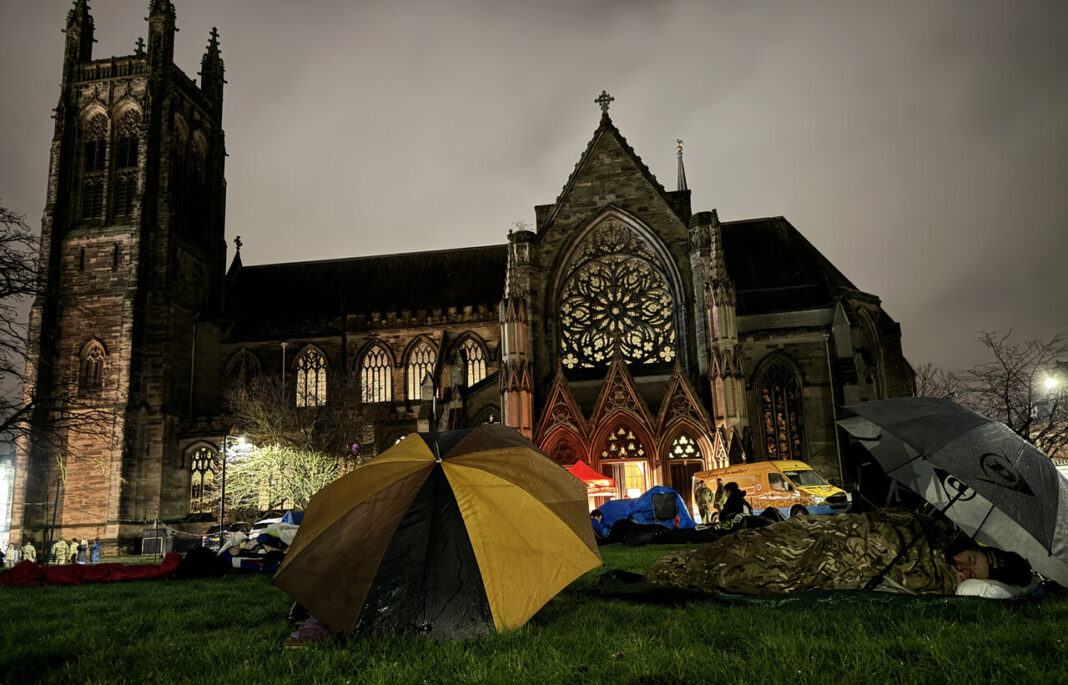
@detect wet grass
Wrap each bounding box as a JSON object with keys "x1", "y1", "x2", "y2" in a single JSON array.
[{"x1": 2, "y1": 545, "x2": 1066, "y2": 684}]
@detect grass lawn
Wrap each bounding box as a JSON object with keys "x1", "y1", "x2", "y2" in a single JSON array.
[{"x1": 2, "y1": 544, "x2": 1066, "y2": 684}]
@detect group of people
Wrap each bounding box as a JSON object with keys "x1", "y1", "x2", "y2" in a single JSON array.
[
  {"x1": 1, "y1": 539, "x2": 38, "y2": 567},
  {"x1": 694, "y1": 478, "x2": 753, "y2": 528},
  {"x1": 46, "y1": 537, "x2": 102, "y2": 565}
]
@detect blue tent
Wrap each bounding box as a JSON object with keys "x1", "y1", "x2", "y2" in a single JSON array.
[
  {"x1": 281, "y1": 510, "x2": 304, "y2": 525},
  {"x1": 596, "y1": 486, "x2": 696, "y2": 530}
]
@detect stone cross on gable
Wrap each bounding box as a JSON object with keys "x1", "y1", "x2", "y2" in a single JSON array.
[
  {"x1": 595, "y1": 90, "x2": 614, "y2": 113},
  {"x1": 234, "y1": 235, "x2": 242, "y2": 253},
  {"x1": 135, "y1": 37, "x2": 145, "y2": 57}
]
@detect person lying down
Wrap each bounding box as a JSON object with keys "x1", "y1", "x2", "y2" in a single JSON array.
[{"x1": 643, "y1": 509, "x2": 1037, "y2": 597}]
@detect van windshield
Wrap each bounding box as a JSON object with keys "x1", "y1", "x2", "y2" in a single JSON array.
[{"x1": 782, "y1": 469, "x2": 828, "y2": 487}]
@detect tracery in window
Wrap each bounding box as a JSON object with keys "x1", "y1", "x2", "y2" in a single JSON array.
[
  {"x1": 600, "y1": 425, "x2": 647, "y2": 461},
  {"x1": 189, "y1": 446, "x2": 216, "y2": 514},
  {"x1": 115, "y1": 109, "x2": 141, "y2": 169},
  {"x1": 759, "y1": 360, "x2": 804, "y2": 460},
  {"x1": 360, "y1": 344, "x2": 393, "y2": 403},
  {"x1": 295, "y1": 348, "x2": 327, "y2": 407},
  {"x1": 460, "y1": 338, "x2": 486, "y2": 387},
  {"x1": 668, "y1": 433, "x2": 702, "y2": 460},
  {"x1": 559, "y1": 220, "x2": 676, "y2": 369},
  {"x1": 79, "y1": 341, "x2": 106, "y2": 396},
  {"x1": 80, "y1": 113, "x2": 108, "y2": 220},
  {"x1": 406, "y1": 340, "x2": 436, "y2": 401}
]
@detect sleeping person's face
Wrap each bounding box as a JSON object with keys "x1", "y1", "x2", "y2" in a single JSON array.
[{"x1": 950, "y1": 549, "x2": 990, "y2": 582}]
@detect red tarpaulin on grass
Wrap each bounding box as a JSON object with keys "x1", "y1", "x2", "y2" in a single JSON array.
[
  {"x1": 0, "y1": 553, "x2": 182, "y2": 587},
  {"x1": 567, "y1": 460, "x2": 616, "y2": 496}
]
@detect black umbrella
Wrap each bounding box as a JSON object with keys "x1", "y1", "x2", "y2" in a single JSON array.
[{"x1": 838, "y1": 397, "x2": 1068, "y2": 585}]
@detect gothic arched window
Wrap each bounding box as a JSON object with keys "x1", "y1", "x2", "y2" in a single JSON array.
[
  {"x1": 295, "y1": 348, "x2": 328, "y2": 407},
  {"x1": 80, "y1": 113, "x2": 108, "y2": 220},
  {"x1": 189, "y1": 446, "x2": 217, "y2": 514},
  {"x1": 758, "y1": 359, "x2": 804, "y2": 460},
  {"x1": 406, "y1": 340, "x2": 436, "y2": 401},
  {"x1": 79, "y1": 341, "x2": 106, "y2": 396},
  {"x1": 460, "y1": 338, "x2": 487, "y2": 387},
  {"x1": 226, "y1": 349, "x2": 261, "y2": 401},
  {"x1": 669, "y1": 433, "x2": 701, "y2": 460},
  {"x1": 360, "y1": 344, "x2": 393, "y2": 403},
  {"x1": 113, "y1": 109, "x2": 141, "y2": 218},
  {"x1": 559, "y1": 219, "x2": 677, "y2": 369}
]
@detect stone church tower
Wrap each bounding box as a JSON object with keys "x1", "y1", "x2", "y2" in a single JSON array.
[{"x1": 12, "y1": 0, "x2": 227, "y2": 545}]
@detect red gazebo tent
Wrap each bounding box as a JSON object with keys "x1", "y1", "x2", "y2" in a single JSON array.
[{"x1": 566, "y1": 460, "x2": 616, "y2": 497}]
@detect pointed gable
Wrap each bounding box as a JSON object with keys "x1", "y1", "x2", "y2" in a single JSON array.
[
  {"x1": 537, "y1": 112, "x2": 690, "y2": 235},
  {"x1": 589, "y1": 355, "x2": 654, "y2": 427},
  {"x1": 534, "y1": 368, "x2": 587, "y2": 443},
  {"x1": 655, "y1": 363, "x2": 713, "y2": 434}
]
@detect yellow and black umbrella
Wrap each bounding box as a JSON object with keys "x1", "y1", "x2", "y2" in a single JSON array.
[{"x1": 273, "y1": 424, "x2": 602, "y2": 639}]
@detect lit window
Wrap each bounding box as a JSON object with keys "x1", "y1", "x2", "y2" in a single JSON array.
[
  {"x1": 559, "y1": 220, "x2": 676, "y2": 369},
  {"x1": 295, "y1": 348, "x2": 328, "y2": 407},
  {"x1": 406, "y1": 341, "x2": 435, "y2": 401},
  {"x1": 460, "y1": 339, "x2": 486, "y2": 387},
  {"x1": 759, "y1": 360, "x2": 804, "y2": 460},
  {"x1": 189, "y1": 446, "x2": 216, "y2": 513},
  {"x1": 360, "y1": 344, "x2": 392, "y2": 403},
  {"x1": 669, "y1": 434, "x2": 701, "y2": 460}
]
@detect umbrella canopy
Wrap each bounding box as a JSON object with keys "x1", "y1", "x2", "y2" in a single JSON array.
[
  {"x1": 839, "y1": 397, "x2": 1068, "y2": 586},
  {"x1": 273, "y1": 425, "x2": 603, "y2": 639},
  {"x1": 566, "y1": 460, "x2": 616, "y2": 496}
]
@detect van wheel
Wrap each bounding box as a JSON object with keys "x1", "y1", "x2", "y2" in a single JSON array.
[{"x1": 790, "y1": 506, "x2": 808, "y2": 518}]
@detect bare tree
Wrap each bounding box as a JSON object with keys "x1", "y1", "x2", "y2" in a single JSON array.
[
  {"x1": 916, "y1": 332, "x2": 1067, "y2": 459},
  {"x1": 215, "y1": 372, "x2": 377, "y2": 510},
  {"x1": 1, "y1": 202, "x2": 116, "y2": 478}
]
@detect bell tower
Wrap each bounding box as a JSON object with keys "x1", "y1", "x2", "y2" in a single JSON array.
[{"x1": 12, "y1": 0, "x2": 227, "y2": 549}]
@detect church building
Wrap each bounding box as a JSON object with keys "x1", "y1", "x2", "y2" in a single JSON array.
[{"x1": 12, "y1": 1, "x2": 914, "y2": 549}]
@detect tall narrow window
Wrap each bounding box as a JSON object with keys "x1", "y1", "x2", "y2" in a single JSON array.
[
  {"x1": 460, "y1": 338, "x2": 486, "y2": 387},
  {"x1": 189, "y1": 446, "x2": 216, "y2": 514},
  {"x1": 79, "y1": 342, "x2": 106, "y2": 396},
  {"x1": 360, "y1": 344, "x2": 392, "y2": 403},
  {"x1": 759, "y1": 360, "x2": 804, "y2": 460},
  {"x1": 406, "y1": 340, "x2": 435, "y2": 401},
  {"x1": 80, "y1": 113, "x2": 108, "y2": 220},
  {"x1": 113, "y1": 110, "x2": 140, "y2": 218},
  {"x1": 295, "y1": 348, "x2": 328, "y2": 407}
]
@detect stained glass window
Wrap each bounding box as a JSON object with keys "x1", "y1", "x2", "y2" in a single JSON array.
[
  {"x1": 189, "y1": 446, "x2": 216, "y2": 514},
  {"x1": 406, "y1": 341, "x2": 435, "y2": 401},
  {"x1": 460, "y1": 339, "x2": 486, "y2": 387},
  {"x1": 295, "y1": 348, "x2": 327, "y2": 407},
  {"x1": 759, "y1": 361, "x2": 804, "y2": 460},
  {"x1": 669, "y1": 433, "x2": 701, "y2": 460},
  {"x1": 360, "y1": 344, "x2": 392, "y2": 403},
  {"x1": 559, "y1": 220, "x2": 676, "y2": 369}
]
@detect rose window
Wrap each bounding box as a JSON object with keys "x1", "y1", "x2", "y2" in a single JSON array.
[{"x1": 559, "y1": 222, "x2": 676, "y2": 369}]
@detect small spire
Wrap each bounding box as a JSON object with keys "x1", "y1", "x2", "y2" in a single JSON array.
[
  {"x1": 134, "y1": 37, "x2": 145, "y2": 57},
  {"x1": 66, "y1": 0, "x2": 92, "y2": 28},
  {"x1": 148, "y1": 0, "x2": 176, "y2": 19},
  {"x1": 595, "y1": 90, "x2": 614, "y2": 115},
  {"x1": 676, "y1": 139, "x2": 688, "y2": 192}
]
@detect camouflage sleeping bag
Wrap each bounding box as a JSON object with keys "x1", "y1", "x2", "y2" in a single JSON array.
[{"x1": 644, "y1": 509, "x2": 959, "y2": 595}]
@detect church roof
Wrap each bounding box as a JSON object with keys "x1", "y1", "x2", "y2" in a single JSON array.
[
  {"x1": 721, "y1": 216, "x2": 859, "y2": 316},
  {"x1": 226, "y1": 244, "x2": 508, "y2": 333}
]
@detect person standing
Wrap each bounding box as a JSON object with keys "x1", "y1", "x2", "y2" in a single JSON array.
[
  {"x1": 713, "y1": 478, "x2": 728, "y2": 512},
  {"x1": 21, "y1": 540, "x2": 36, "y2": 564},
  {"x1": 52, "y1": 538, "x2": 68, "y2": 565},
  {"x1": 77, "y1": 538, "x2": 89, "y2": 565},
  {"x1": 90, "y1": 538, "x2": 102, "y2": 563},
  {"x1": 695, "y1": 481, "x2": 715, "y2": 524},
  {"x1": 5, "y1": 542, "x2": 18, "y2": 567}
]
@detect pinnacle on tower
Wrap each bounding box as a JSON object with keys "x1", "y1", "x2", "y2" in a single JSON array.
[
  {"x1": 63, "y1": 0, "x2": 95, "y2": 69},
  {"x1": 148, "y1": 0, "x2": 176, "y2": 19},
  {"x1": 676, "y1": 139, "x2": 688, "y2": 192},
  {"x1": 200, "y1": 27, "x2": 225, "y2": 106}
]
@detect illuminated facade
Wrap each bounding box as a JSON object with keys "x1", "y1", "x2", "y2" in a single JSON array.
[{"x1": 13, "y1": 1, "x2": 914, "y2": 547}]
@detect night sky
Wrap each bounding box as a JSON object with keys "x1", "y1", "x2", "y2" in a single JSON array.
[{"x1": 1, "y1": 0, "x2": 1065, "y2": 371}]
